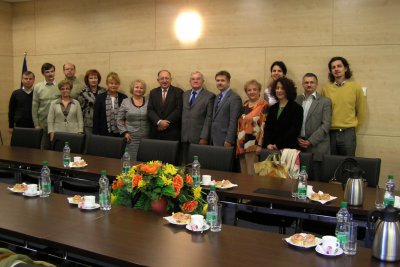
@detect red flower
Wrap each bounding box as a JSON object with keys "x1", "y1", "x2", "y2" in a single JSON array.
[
  {"x1": 173, "y1": 183, "x2": 181, "y2": 198},
  {"x1": 173, "y1": 175, "x2": 184, "y2": 189},
  {"x1": 141, "y1": 163, "x2": 160, "y2": 174},
  {"x1": 185, "y1": 174, "x2": 193, "y2": 186},
  {"x1": 112, "y1": 180, "x2": 118, "y2": 190},
  {"x1": 182, "y1": 200, "x2": 198, "y2": 213},
  {"x1": 132, "y1": 174, "x2": 143, "y2": 188}
]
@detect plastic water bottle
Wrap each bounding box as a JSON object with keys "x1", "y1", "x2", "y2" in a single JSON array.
[
  {"x1": 384, "y1": 174, "x2": 395, "y2": 207},
  {"x1": 99, "y1": 170, "x2": 111, "y2": 211},
  {"x1": 192, "y1": 156, "x2": 201, "y2": 187},
  {"x1": 335, "y1": 201, "x2": 351, "y2": 248},
  {"x1": 121, "y1": 148, "x2": 131, "y2": 174},
  {"x1": 63, "y1": 142, "x2": 71, "y2": 168},
  {"x1": 206, "y1": 185, "x2": 219, "y2": 231},
  {"x1": 297, "y1": 165, "x2": 308, "y2": 199},
  {"x1": 40, "y1": 161, "x2": 51, "y2": 197}
]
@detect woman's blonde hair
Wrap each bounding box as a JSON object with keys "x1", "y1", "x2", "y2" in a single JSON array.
[{"x1": 129, "y1": 79, "x2": 147, "y2": 95}]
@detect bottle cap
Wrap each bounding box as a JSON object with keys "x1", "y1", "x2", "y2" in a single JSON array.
[
  {"x1": 301, "y1": 165, "x2": 307, "y2": 171},
  {"x1": 388, "y1": 175, "x2": 394, "y2": 180},
  {"x1": 125, "y1": 147, "x2": 128, "y2": 152},
  {"x1": 101, "y1": 170, "x2": 107, "y2": 175},
  {"x1": 43, "y1": 161, "x2": 48, "y2": 166},
  {"x1": 194, "y1": 155, "x2": 199, "y2": 160},
  {"x1": 65, "y1": 141, "x2": 69, "y2": 145},
  {"x1": 210, "y1": 185, "x2": 216, "y2": 191},
  {"x1": 340, "y1": 201, "x2": 347, "y2": 208}
]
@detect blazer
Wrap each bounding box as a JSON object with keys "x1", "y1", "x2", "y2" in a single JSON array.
[
  {"x1": 211, "y1": 89, "x2": 242, "y2": 146},
  {"x1": 295, "y1": 93, "x2": 332, "y2": 161},
  {"x1": 181, "y1": 88, "x2": 216, "y2": 144},
  {"x1": 147, "y1": 85, "x2": 184, "y2": 140},
  {"x1": 92, "y1": 91, "x2": 127, "y2": 136},
  {"x1": 47, "y1": 98, "x2": 83, "y2": 134},
  {"x1": 263, "y1": 100, "x2": 303, "y2": 150}
]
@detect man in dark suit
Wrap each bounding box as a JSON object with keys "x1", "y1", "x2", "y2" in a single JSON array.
[
  {"x1": 181, "y1": 71, "x2": 215, "y2": 162},
  {"x1": 295, "y1": 73, "x2": 332, "y2": 179},
  {"x1": 210, "y1": 70, "x2": 242, "y2": 147},
  {"x1": 147, "y1": 70, "x2": 183, "y2": 140}
]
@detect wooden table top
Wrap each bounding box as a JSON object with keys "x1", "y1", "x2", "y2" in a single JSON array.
[
  {"x1": 0, "y1": 183, "x2": 395, "y2": 267},
  {"x1": 0, "y1": 145, "x2": 377, "y2": 217}
]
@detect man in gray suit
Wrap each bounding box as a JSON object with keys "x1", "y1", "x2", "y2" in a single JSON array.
[
  {"x1": 211, "y1": 70, "x2": 242, "y2": 147},
  {"x1": 295, "y1": 73, "x2": 332, "y2": 179},
  {"x1": 181, "y1": 71, "x2": 216, "y2": 162}
]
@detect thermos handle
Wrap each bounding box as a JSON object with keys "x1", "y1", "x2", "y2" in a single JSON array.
[{"x1": 367, "y1": 209, "x2": 381, "y2": 241}]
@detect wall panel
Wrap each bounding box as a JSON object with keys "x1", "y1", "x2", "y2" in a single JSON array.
[
  {"x1": 334, "y1": 0, "x2": 400, "y2": 45},
  {"x1": 0, "y1": 2, "x2": 12, "y2": 56},
  {"x1": 34, "y1": 0, "x2": 156, "y2": 55},
  {"x1": 156, "y1": 0, "x2": 332, "y2": 50},
  {"x1": 110, "y1": 48, "x2": 265, "y2": 98}
]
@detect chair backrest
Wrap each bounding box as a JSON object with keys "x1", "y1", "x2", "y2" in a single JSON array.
[
  {"x1": 137, "y1": 139, "x2": 180, "y2": 165},
  {"x1": 10, "y1": 127, "x2": 43, "y2": 149},
  {"x1": 52, "y1": 132, "x2": 86, "y2": 154},
  {"x1": 186, "y1": 144, "x2": 235, "y2": 172},
  {"x1": 85, "y1": 134, "x2": 126, "y2": 159},
  {"x1": 321, "y1": 155, "x2": 381, "y2": 187},
  {"x1": 259, "y1": 149, "x2": 314, "y2": 180}
]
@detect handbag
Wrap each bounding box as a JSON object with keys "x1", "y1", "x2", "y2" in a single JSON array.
[{"x1": 254, "y1": 150, "x2": 289, "y2": 178}]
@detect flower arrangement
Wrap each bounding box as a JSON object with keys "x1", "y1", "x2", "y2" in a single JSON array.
[{"x1": 111, "y1": 161, "x2": 206, "y2": 214}]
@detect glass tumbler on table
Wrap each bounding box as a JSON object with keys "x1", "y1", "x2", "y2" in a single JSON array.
[{"x1": 344, "y1": 222, "x2": 357, "y2": 255}]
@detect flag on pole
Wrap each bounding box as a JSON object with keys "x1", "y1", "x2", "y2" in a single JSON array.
[{"x1": 20, "y1": 52, "x2": 28, "y2": 89}]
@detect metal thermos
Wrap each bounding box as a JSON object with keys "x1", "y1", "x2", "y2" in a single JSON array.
[
  {"x1": 368, "y1": 206, "x2": 400, "y2": 262},
  {"x1": 343, "y1": 167, "x2": 364, "y2": 206}
]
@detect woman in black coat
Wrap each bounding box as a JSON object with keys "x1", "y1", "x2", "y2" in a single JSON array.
[
  {"x1": 264, "y1": 77, "x2": 303, "y2": 150},
  {"x1": 93, "y1": 72, "x2": 127, "y2": 137}
]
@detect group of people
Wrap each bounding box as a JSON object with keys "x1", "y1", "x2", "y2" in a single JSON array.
[{"x1": 8, "y1": 56, "x2": 365, "y2": 175}]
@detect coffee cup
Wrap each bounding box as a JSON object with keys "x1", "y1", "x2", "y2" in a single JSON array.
[
  {"x1": 202, "y1": 175, "x2": 211, "y2": 185},
  {"x1": 26, "y1": 184, "x2": 37, "y2": 195},
  {"x1": 83, "y1": 195, "x2": 96, "y2": 208},
  {"x1": 190, "y1": 214, "x2": 204, "y2": 231},
  {"x1": 74, "y1": 156, "x2": 82, "y2": 162},
  {"x1": 321, "y1": 236, "x2": 340, "y2": 255}
]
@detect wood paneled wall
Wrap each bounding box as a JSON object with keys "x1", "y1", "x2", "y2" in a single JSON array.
[{"x1": 3, "y1": 0, "x2": 400, "y2": 186}]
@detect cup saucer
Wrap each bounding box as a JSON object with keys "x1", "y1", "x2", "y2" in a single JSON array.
[
  {"x1": 22, "y1": 191, "x2": 41, "y2": 197},
  {"x1": 186, "y1": 224, "x2": 210, "y2": 232},
  {"x1": 315, "y1": 244, "x2": 343, "y2": 256}
]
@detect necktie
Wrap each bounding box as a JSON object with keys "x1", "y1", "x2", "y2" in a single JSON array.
[
  {"x1": 162, "y1": 89, "x2": 167, "y2": 102},
  {"x1": 215, "y1": 94, "x2": 223, "y2": 111},
  {"x1": 189, "y1": 91, "x2": 197, "y2": 106}
]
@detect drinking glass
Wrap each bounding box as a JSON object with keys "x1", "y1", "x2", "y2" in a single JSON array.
[
  {"x1": 344, "y1": 222, "x2": 357, "y2": 255},
  {"x1": 211, "y1": 204, "x2": 222, "y2": 232},
  {"x1": 375, "y1": 185, "x2": 385, "y2": 210},
  {"x1": 290, "y1": 177, "x2": 298, "y2": 198}
]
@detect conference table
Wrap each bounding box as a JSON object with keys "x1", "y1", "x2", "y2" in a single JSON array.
[
  {"x1": 0, "y1": 145, "x2": 396, "y2": 266},
  {"x1": 0, "y1": 182, "x2": 396, "y2": 267}
]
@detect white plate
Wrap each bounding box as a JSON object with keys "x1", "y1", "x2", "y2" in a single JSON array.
[
  {"x1": 67, "y1": 197, "x2": 80, "y2": 205},
  {"x1": 185, "y1": 224, "x2": 210, "y2": 232},
  {"x1": 7, "y1": 187, "x2": 25, "y2": 194},
  {"x1": 79, "y1": 203, "x2": 100, "y2": 210},
  {"x1": 215, "y1": 180, "x2": 238, "y2": 189},
  {"x1": 163, "y1": 216, "x2": 190, "y2": 226},
  {"x1": 307, "y1": 190, "x2": 337, "y2": 204},
  {"x1": 69, "y1": 162, "x2": 88, "y2": 168},
  {"x1": 285, "y1": 234, "x2": 322, "y2": 248},
  {"x1": 22, "y1": 191, "x2": 42, "y2": 197},
  {"x1": 200, "y1": 182, "x2": 211, "y2": 186},
  {"x1": 315, "y1": 244, "x2": 343, "y2": 256}
]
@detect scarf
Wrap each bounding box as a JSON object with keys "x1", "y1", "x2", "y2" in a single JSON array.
[{"x1": 105, "y1": 93, "x2": 119, "y2": 134}]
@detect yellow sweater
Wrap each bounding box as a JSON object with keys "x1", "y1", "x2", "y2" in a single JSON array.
[{"x1": 322, "y1": 81, "x2": 366, "y2": 129}]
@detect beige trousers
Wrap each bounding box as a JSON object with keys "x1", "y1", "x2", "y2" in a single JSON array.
[{"x1": 239, "y1": 152, "x2": 258, "y2": 175}]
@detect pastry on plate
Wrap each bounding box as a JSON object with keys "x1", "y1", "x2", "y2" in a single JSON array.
[
  {"x1": 172, "y1": 212, "x2": 191, "y2": 224},
  {"x1": 290, "y1": 233, "x2": 305, "y2": 246},
  {"x1": 320, "y1": 193, "x2": 331, "y2": 200},
  {"x1": 13, "y1": 183, "x2": 27, "y2": 192},
  {"x1": 72, "y1": 195, "x2": 83, "y2": 203},
  {"x1": 303, "y1": 234, "x2": 316, "y2": 246}
]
